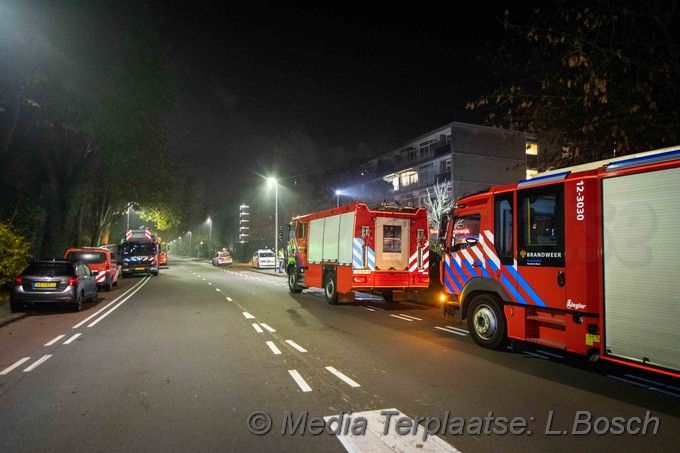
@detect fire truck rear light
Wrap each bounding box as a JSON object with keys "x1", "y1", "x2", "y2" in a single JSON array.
[
  {"x1": 353, "y1": 276, "x2": 367, "y2": 283},
  {"x1": 439, "y1": 293, "x2": 447, "y2": 302},
  {"x1": 68, "y1": 277, "x2": 79, "y2": 286},
  {"x1": 418, "y1": 277, "x2": 429, "y2": 283}
]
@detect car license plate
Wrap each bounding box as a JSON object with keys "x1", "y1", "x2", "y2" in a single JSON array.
[
  {"x1": 135, "y1": 267, "x2": 145, "y2": 271},
  {"x1": 34, "y1": 282, "x2": 57, "y2": 288}
]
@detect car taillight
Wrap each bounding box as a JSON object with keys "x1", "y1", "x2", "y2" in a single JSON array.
[
  {"x1": 15, "y1": 277, "x2": 22, "y2": 285},
  {"x1": 68, "y1": 277, "x2": 79, "y2": 286}
]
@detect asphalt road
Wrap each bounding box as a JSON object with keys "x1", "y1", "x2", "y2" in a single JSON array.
[{"x1": 0, "y1": 258, "x2": 678, "y2": 452}]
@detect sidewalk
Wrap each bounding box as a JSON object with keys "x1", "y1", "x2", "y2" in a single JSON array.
[{"x1": 0, "y1": 302, "x2": 26, "y2": 328}]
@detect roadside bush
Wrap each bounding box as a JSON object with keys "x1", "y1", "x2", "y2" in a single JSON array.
[{"x1": 0, "y1": 222, "x2": 31, "y2": 290}]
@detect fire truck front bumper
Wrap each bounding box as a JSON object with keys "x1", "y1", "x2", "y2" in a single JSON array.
[{"x1": 440, "y1": 292, "x2": 462, "y2": 318}]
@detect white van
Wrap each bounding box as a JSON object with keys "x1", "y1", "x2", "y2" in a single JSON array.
[{"x1": 252, "y1": 249, "x2": 276, "y2": 269}]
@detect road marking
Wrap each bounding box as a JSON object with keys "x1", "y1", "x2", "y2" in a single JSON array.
[
  {"x1": 399, "y1": 314, "x2": 423, "y2": 321},
  {"x1": 208, "y1": 282, "x2": 212, "y2": 285},
  {"x1": 325, "y1": 366, "x2": 360, "y2": 388},
  {"x1": 73, "y1": 277, "x2": 149, "y2": 329},
  {"x1": 0, "y1": 357, "x2": 31, "y2": 375},
  {"x1": 88, "y1": 277, "x2": 151, "y2": 327},
  {"x1": 243, "y1": 312, "x2": 255, "y2": 319},
  {"x1": 288, "y1": 370, "x2": 312, "y2": 392},
  {"x1": 260, "y1": 323, "x2": 276, "y2": 332},
  {"x1": 216, "y1": 288, "x2": 221, "y2": 292},
  {"x1": 63, "y1": 333, "x2": 82, "y2": 345},
  {"x1": 226, "y1": 297, "x2": 233, "y2": 301},
  {"x1": 390, "y1": 314, "x2": 414, "y2": 322},
  {"x1": 266, "y1": 341, "x2": 282, "y2": 355},
  {"x1": 252, "y1": 323, "x2": 263, "y2": 333},
  {"x1": 23, "y1": 354, "x2": 52, "y2": 372},
  {"x1": 285, "y1": 340, "x2": 307, "y2": 352},
  {"x1": 435, "y1": 326, "x2": 468, "y2": 336},
  {"x1": 325, "y1": 408, "x2": 459, "y2": 452},
  {"x1": 359, "y1": 306, "x2": 376, "y2": 312},
  {"x1": 45, "y1": 335, "x2": 66, "y2": 346}
]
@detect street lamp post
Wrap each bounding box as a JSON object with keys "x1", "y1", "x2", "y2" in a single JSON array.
[
  {"x1": 207, "y1": 217, "x2": 212, "y2": 258},
  {"x1": 188, "y1": 231, "x2": 192, "y2": 258},
  {"x1": 268, "y1": 177, "x2": 278, "y2": 272},
  {"x1": 335, "y1": 190, "x2": 341, "y2": 207}
]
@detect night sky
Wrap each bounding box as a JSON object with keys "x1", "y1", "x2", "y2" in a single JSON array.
[{"x1": 2, "y1": 0, "x2": 518, "y2": 205}]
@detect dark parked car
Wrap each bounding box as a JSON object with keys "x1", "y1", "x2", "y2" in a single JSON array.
[{"x1": 10, "y1": 260, "x2": 98, "y2": 313}]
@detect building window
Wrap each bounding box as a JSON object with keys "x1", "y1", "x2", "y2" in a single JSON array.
[
  {"x1": 407, "y1": 148, "x2": 417, "y2": 161},
  {"x1": 526, "y1": 143, "x2": 538, "y2": 155},
  {"x1": 440, "y1": 159, "x2": 451, "y2": 174},
  {"x1": 419, "y1": 166, "x2": 431, "y2": 184},
  {"x1": 399, "y1": 170, "x2": 418, "y2": 187},
  {"x1": 392, "y1": 177, "x2": 399, "y2": 191}
]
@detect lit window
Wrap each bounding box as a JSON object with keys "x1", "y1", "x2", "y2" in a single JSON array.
[{"x1": 526, "y1": 143, "x2": 538, "y2": 155}]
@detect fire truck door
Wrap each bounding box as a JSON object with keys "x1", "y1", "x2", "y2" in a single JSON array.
[
  {"x1": 514, "y1": 184, "x2": 566, "y2": 309},
  {"x1": 375, "y1": 217, "x2": 410, "y2": 270}
]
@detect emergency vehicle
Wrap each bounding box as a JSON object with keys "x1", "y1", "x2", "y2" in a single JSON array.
[
  {"x1": 120, "y1": 228, "x2": 160, "y2": 277},
  {"x1": 159, "y1": 240, "x2": 168, "y2": 266},
  {"x1": 286, "y1": 202, "x2": 430, "y2": 304},
  {"x1": 439, "y1": 146, "x2": 680, "y2": 377}
]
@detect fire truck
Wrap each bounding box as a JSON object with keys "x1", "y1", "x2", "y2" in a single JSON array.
[
  {"x1": 120, "y1": 228, "x2": 160, "y2": 277},
  {"x1": 159, "y1": 239, "x2": 168, "y2": 266},
  {"x1": 286, "y1": 202, "x2": 430, "y2": 304},
  {"x1": 439, "y1": 146, "x2": 680, "y2": 377}
]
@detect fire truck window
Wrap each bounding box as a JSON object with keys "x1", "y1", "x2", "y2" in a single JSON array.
[
  {"x1": 494, "y1": 194, "x2": 513, "y2": 265},
  {"x1": 296, "y1": 223, "x2": 306, "y2": 238},
  {"x1": 450, "y1": 214, "x2": 480, "y2": 252},
  {"x1": 517, "y1": 185, "x2": 565, "y2": 267}
]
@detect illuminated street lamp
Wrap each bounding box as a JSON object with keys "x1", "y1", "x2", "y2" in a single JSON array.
[
  {"x1": 200, "y1": 241, "x2": 203, "y2": 259},
  {"x1": 268, "y1": 177, "x2": 278, "y2": 272},
  {"x1": 188, "y1": 231, "x2": 192, "y2": 258},
  {"x1": 335, "y1": 190, "x2": 342, "y2": 207}
]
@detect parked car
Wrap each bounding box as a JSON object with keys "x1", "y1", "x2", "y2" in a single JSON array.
[
  {"x1": 64, "y1": 247, "x2": 119, "y2": 291},
  {"x1": 10, "y1": 260, "x2": 98, "y2": 312},
  {"x1": 212, "y1": 251, "x2": 233, "y2": 266},
  {"x1": 252, "y1": 249, "x2": 276, "y2": 269}
]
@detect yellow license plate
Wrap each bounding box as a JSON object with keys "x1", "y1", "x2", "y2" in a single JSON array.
[
  {"x1": 135, "y1": 267, "x2": 145, "y2": 271},
  {"x1": 34, "y1": 282, "x2": 57, "y2": 288}
]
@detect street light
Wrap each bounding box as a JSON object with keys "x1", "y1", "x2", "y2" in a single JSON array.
[
  {"x1": 200, "y1": 241, "x2": 203, "y2": 259},
  {"x1": 268, "y1": 177, "x2": 278, "y2": 272},
  {"x1": 335, "y1": 190, "x2": 341, "y2": 207},
  {"x1": 207, "y1": 216, "x2": 212, "y2": 258},
  {"x1": 188, "y1": 231, "x2": 192, "y2": 258}
]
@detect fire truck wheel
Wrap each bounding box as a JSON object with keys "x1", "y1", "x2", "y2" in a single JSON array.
[
  {"x1": 324, "y1": 273, "x2": 338, "y2": 305},
  {"x1": 288, "y1": 270, "x2": 303, "y2": 294},
  {"x1": 467, "y1": 294, "x2": 507, "y2": 350}
]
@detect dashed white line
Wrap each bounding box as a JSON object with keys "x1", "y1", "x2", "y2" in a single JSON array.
[
  {"x1": 0, "y1": 357, "x2": 31, "y2": 375},
  {"x1": 215, "y1": 288, "x2": 221, "y2": 292},
  {"x1": 45, "y1": 335, "x2": 66, "y2": 346},
  {"x1": 63, "y1": 333, "x2": 82, "y2": 344},
  {"x1": 226, "y1": 297, "x2": 233, "y2": 302},
  {"x1": 288, "y1": 370, "x2": 312, "y2": 392},
  {"x1": 243, "y1": 312, "x2": 255, "y2": 319},
  {"x1": 252, "y1": 323, "x2": 264, "y2": 333},
  {"x1": 399, "y1": 314, "x2": 422, "y2": 321},
  {"x1": 285, "y1": 340, "x2": 307, "y2": 353},
  {"x1": 266, "y1": 341, "x2": 282, "y2": 355},
  {"x1": 260, "y1": 323, "x2": 276, "y2": 333},
  {"x1": 208, "y1": 282, "x2": 212, "y2": 285},
  {"x1": 390, "y1": 314, "x2": 414, "y2": 322},
  {"x1": 325, "y1": 366, "x2": 360, "y2": 388},
  {"x1": 435, "y1": 326, "x2": 468, "y2": 336},
  {"x1": 23, "y1": 354, "x2": 52, "y2": 372}
]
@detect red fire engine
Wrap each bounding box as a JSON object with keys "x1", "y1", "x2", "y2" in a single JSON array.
[
  {"x1": 286, "y1": 202, "x2": 430, "y2": 304},
  {"x1": 439, "y1": 146, "x2": 680, "y2": 377}
]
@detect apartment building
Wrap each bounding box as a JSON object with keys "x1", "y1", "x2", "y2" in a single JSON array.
[{"x1": 358, "y1": 122, "x2": 537, "y2": 207}]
